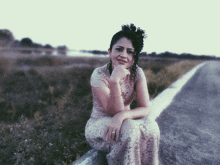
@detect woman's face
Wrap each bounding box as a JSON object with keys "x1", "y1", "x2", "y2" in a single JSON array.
[{"x1": 108, "y1": 37, "x2": 135, "y2": 69}]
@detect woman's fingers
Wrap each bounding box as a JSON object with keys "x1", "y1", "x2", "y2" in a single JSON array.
[
  {"x1": 111, "y1": 129, "x2": 119, "y2": 141},
  {"x1": 111, "y1": 130, "x2": 116, "y2": 141},
  {"x1": 116, "y1": 129, "x2": 120, "y2": 141},
  {"x1": 112, "y1": 62, "x2": 131, "y2": 81},
  {"x1": 108, "y1": 128, "x2": 113, "y2": 142},
  {"x1": 115, "y1": 60, "x2": 120, "y2": 66},
  {"x1": 118, "y1": 66, "x2": 130, "y2": 76},
  {"x1": 104, "y1": 127, "x2": 112, "y2": 141},
  {"x1": 103, "y1": 126, "x2": 113, "y2": 141},
  {"x1": 113, "y1": 60, "x2": 120, "y2": 69},
  {"x1": 125, "y1": 69, "x2": 130, "y2": 75},
  {"x1": 103, "y1": 125, "x2": 120, "y2": 142},
  {"x1": 103, "y1": 127, "x2": 108, "y2": 140}
]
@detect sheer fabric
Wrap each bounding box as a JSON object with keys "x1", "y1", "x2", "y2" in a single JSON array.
[{"x1": 85, "y1": 63, "x2": 160, "y2": 165}]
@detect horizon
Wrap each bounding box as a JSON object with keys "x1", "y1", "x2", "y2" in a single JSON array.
[{"x1": 1, "y1": 0, "x2": 219, "y2": 57}]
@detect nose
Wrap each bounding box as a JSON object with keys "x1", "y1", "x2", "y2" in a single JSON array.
[{"x1": 120, "y1": 50, "x2": 127, "y2": 57}]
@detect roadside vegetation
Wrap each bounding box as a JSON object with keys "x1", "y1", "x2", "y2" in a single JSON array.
[{"x1": 0, "y1": 53, "x2": 204, "y2": 164}]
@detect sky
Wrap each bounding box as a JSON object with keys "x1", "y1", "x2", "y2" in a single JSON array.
[{"x1": 1, "y1": 0, "x2": 220, "y2": 57}]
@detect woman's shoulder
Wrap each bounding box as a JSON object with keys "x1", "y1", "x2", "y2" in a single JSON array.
[
  {"x1": 136, "y1": 65, "x2": 143, "y2": 72},
  {"x1": 91, "y1": 63, "x2": 109, "y2": 87},
  {"x1": 92, "y1": 63, "x2": 109, "y2": 77},
  {"x1": 135, "y1": 65, "x2": 146, "y2": 82}
]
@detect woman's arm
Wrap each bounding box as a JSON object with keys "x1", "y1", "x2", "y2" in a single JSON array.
[
  {"x1": 107, "y1": 79, "x2": 126, "y2": 115},
  {"x1": 92, "y1": 64, "x2": 130, "y2": 116},
  {"x1": 102, "y1": 77, "x2": 151, "y2": 142},
  {"x1": 121, "y1": 77, "x2": 151, "y2": 120},
  {"x1": 92, "y1": 79, "x2": 126, "y2": 116}
]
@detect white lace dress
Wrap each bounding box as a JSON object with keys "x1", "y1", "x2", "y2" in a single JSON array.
[{"x1": 85, "y1": 63, "x2": 160, "y2": 165}]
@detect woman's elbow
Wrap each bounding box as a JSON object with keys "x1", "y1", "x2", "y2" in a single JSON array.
[
  {"x1": 146, "y1": 106, "x2": 151, "y2": 117},
  {"x1": 140, "y1": 106, "x2": 151, "y2": 117},
  {"x1": 105, "y1": 108, "x2": 116, "y2": 116},
  {"x1": 105, "y1": 108, "x2": 123, "y2": 116}
]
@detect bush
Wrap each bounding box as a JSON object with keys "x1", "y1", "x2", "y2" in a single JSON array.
[
  {"x1": 0, "y1": 58, "x2": 9, "y2": 79},
  {"x1": 0, "y1": 29, "x2": 14, "y2": 47},
  {"x1": 1, "y1": 69, "x2": 49, "y2": 121}
]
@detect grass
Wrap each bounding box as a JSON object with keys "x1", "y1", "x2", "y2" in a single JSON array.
[
  {"x1": 145, "y1": 60, "x2": 203, "y2": 99},
  {"x1": 0, "y1": 53, "x2": 204, "y2": 164}
]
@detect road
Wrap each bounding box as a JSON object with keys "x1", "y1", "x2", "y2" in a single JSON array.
[{"x1": 156, "y1": 61, "x2": 220, "y2": 165}]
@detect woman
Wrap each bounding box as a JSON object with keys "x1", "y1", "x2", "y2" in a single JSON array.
[{"x1": 85, "y1": 24, "x2": 160, "y2": 165}]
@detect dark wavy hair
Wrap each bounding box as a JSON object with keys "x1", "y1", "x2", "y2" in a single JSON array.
[{"x1": 108, "y1": 23, "x2": 146, "y2": 80}]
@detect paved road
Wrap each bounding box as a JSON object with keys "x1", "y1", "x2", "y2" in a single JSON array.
[{"x1": 156, "y1": 61, "x2": 220, "y2": 165}]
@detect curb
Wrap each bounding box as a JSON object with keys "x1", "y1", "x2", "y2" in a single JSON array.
[{"x1": 149, "y1": 62, "x2": 207, "y2": 121}]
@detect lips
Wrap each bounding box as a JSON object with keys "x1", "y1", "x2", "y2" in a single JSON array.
[{"x1": 117, "y1": 59, "x2": 127, "y2": 63}]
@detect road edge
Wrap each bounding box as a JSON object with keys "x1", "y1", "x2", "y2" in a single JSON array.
[{"x1": 149, "y1": 62, "x2": 207, "y2": 120}]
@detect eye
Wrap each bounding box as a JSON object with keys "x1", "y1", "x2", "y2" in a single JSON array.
[
  {"x1": 116, "y1": 48, "x2": 122, "y2": 52},
  {"x1": 128, "y1": 51, "x2": 134, "y2": 55}
]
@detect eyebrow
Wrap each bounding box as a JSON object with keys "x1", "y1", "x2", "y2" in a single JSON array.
[{"x1": 116, "y1": 46, "x2": 134, "y2": 51}]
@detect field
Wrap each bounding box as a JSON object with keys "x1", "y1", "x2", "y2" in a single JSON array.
[{"x1": 0, "y1": 52, "x2": 205, "y2": 164}]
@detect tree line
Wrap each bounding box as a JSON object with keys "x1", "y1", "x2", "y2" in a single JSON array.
[
  {"x1": 1, "y1": 29, "x2": 217, "y2": 59},
  {"x1": 139, "y1": 51, "x2": 217, "y2": 60},
  {"x1": 81, "y1": 49, "x2": 217, "y2": 60},
  {"x1": 0, "y1": 29, "x2": 67, "y2": 55}
]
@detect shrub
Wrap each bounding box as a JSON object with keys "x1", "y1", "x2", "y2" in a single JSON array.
[{"x1": 0, "y1": 58, "x2": 9, "y2": 85}]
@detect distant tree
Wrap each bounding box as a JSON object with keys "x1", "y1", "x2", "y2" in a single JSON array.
[
  {"x1": 21, "y1": 38, "x2": 33, "y2": 47},
  {"x1": 180, "y1": 53, "x2": 196, "y2": 59},
  {"x1": 148, "y1": 52, "x2": 157, "y2": 57},
  {"x1": 44, "y1": 44, "x2": 54, "y2": 55},
  {"x1": 21, "y1": 38, "x2": 33, "y2": 54},
  {"x1": 80, "y1": 49, "x2": 108, "y2": 55},
  {"x1": 158, "y1": 51, "x2": 179, "y2": 58},
  {"x1": 57, "y1": 45, "x2": 67, "y2": 55},
  {"x1": 139, "y1": 52, "x2": 147, "y2": 57},
  {"x1": 90, "y1": 50, "x2": 108, "y2": 55},
  {"x1": 0, "y1": 29, "x2": 14, "y2": 47}
]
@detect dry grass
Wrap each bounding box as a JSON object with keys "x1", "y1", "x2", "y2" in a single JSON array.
[
  {"x1": 145, "y1": 60, "x2": 202, "y2": 99},
  {"x1": 0, "y1": 53, "x2": 205, "y2": 164}
]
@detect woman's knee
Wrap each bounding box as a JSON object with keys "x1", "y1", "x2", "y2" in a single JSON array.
[
  {"x1": 85, "y1": 118, "x2": 111, "y2": 139},
  {"x1": 141, "y1": 119, "x2": 160, "y2": 138},
  {"x1": 120, "y1": 119, "x2": 141, "y2": 139}
]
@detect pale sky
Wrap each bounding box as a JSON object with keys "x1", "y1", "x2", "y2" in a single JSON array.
[{"x1": 1, "y1": 0, "x2": 220, "y2": 57}]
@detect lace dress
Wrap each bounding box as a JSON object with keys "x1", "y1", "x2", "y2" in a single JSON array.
[{"x1": 85, "y1": 63, "x2": 160, "y2": 165}]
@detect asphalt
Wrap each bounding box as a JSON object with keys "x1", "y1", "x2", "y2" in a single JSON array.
[{"x1": 156, "y1": 61, "x2": 220, "y2": 165}]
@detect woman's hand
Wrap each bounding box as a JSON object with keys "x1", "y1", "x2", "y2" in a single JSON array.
[
  {"x1": 110, "y1": 61, "x2": 131, "y2": 82},
  {"x1": 103, "y1": 111, "x2": 126, "y2": 142}
]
